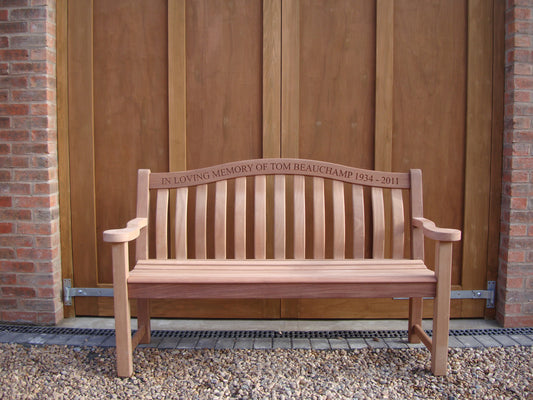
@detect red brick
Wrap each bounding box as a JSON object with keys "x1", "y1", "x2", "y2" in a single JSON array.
[
  {"x1": 0, "y1": 104, "x2": 29, "y2": 115},
  {"x1": 12, "y1": 142, "x2": 52, "y2": 154},
  {"x1": 0, "y1": 248, "x2": 16, "y2": 259},
  {"x1": 1, "y1": 311, "x2": 37, "y2": 324},
  {"x1": 0, "y1": 196, "x2": 12, "y2": 207},
  {"x1": 0, "y1": 261, "x2": 35, "y2": 273},
  {"x1": 0, "y1": 273, "x2": 16, "y2": 285},
  {"x1": 1, "y1": 182, "x2": 31, "y2": 194},
  {"x1": 0, "y1": 299, "x2": 17, "y2": 311},
  {"x1": 499, "y1": 315, "x2": 533, "y2": 328},
  {"x1": 0, "y1": 155, "x2": 30, "y2": 169},
  {"x1": 1, "y1": 286, "x2": 35, "y2": 298},
  {"x1": 0, "y1": 130, "x2": 30, "y2": 141},
  {"x1": 12, "y1": 89, "x2": 47, "y2": 102},
  {"x1": 0, "y1": 49, "x2": 29, "y2": 61},
  {"x1": 16, "y1": 247, "x2": 59, "y2": 260},
  {"x1": 503, "y1": 302, "x2": 522, "y2": 314},
  {"x1": 0, "y1": 143, "x2": 10, "y2": 154},
  {"x1": 10, "y1": 8, "x2": 47, "y2": 20},
  {"x1": 37, "y1": 311, "x2": 61, "y2": 325},
  {"x1": 0, "y1": 11, "x2": 8, "y2": 21},
  {"x1": 17, "y1": 273, "x2": 55, "y2": 286},
  {"x1": 17, "y1": 222, "x2": 54, "y2": 234},
  {"x1": 0, "y1": 209, "x2": 32, "y2": 220},
  {"x1": 0, "y1": 22, "x2": 28, "y2": 34},
  {"x1": 21, "y1": 299, "x2": 56, "y2": 312},
  {"x1": 507, "y1": 277, "x2": 526, "y2": 288},
  {"x1": 14, "y1": 195, "x2": 54, "y2": 208},
  {"x1": 0, "y1": 117, "x2": 9, "y2": 128},
  {"x1": 510, "y1": 197, "x2": 528, "y2": 209},
  {"x1": 13, "y1": 169, "x2": 51, "y2": 181},
  {"x1": 31, "y1": 102, "x2": 54, "y2": 115},
  {"x1": 0, "y1": 169, "x2": 12, "y2": 181},
  {"x1": 0, "y1": 223, "x2": 13, "y2": 234},
  {"x1": 0, "y1": 235, "x2": 33, "y2": 247}
]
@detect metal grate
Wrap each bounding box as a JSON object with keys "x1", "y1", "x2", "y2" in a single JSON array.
[{"x1": 1, "y1": 324, "x2": 532, "y2": 339}]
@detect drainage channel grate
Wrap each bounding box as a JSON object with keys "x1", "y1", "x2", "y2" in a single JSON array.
[{"x1": 1, "y1": 324, "x2": 532, "y2": 339}]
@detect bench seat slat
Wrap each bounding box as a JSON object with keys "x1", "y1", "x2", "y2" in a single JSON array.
[{"x1": 128, "y1": 282, "x2": 436, "y2": 299}]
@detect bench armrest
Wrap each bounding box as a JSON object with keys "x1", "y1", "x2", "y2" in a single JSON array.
[
  {"x1": 412, "y1": 217, "x2": 461, "y2": 242},
  {"x1": 103, "y1": 218, "x2": 148, "y2": 243}
]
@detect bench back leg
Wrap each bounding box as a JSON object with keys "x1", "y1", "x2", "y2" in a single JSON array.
[
  {"x1": 137, "y1": 299, "x2": 151, "y2": 344},
  {"x1": 112, "y1": 243, "x2": 134, "y2": 377},
  {"x1": 408, "y1": 297, "x2": 423, "y2": 344},
  {"x1": 431, "y1": 241, "x2": 453, "y2": 376}
]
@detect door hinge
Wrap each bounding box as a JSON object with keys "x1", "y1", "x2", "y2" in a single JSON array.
[
  {"x1": 63, "y1": 279, "x2": 114, "y2": 306},
  {"x1": 394, "y1": 281, "x2": 496, "y2": 308}
]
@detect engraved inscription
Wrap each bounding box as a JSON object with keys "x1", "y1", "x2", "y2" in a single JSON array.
[{"x1": 153, "y1": 159, "x2": 408, "y2": 189}]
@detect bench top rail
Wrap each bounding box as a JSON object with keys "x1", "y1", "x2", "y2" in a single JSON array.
[{"x1": 149, "y1": 158, "x2": 411, "y2": 189}]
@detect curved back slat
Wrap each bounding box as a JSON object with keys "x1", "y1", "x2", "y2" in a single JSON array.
[
  {"x1": 214, "y1": 180, "x2": 227, "y2": 259},
  {"x1": 274, "y1": 175, "x2": 286, "y2": 259},
  {"x1": 391, "y1": 188, "x2": 405, "y2": 259},
  {"x1": 332, "y1": 180, "x2": 345, "y2": 259},
  {"x1": 372, "y1": 187, "x2": 385, "y2": 259},
  {"x1": 254, "y1": 175, "x2": 267, "y2": 259},
  {"x1": 155, "y1": 189, "x2": 169, "y2": 259},
  {"x1": 234, "y1": 177, "x2": 247, "y2": 260},
  {"x1": 195, "y1": 184, "x2": 208, "y2": 258},
  {"x1": 352, "y1": 185, "x2": 365, "y2": 258},
  {"x1": 313, "y1": 177, "x2": 325, "y2": 259},
  {"x1": 293, "y1": 175, "x2": 306, "y2": 259},
  {"x1": 174, "y1": 187, "x2": 188, "y2": 259}
]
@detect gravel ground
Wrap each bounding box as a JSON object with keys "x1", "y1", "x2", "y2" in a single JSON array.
[{"x1": 0, "y1": 344, "x2": 531, "y2": 399}]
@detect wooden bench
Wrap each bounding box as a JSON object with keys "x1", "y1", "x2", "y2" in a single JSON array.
[{"x1": 103, "y1": 158, "x2": 461, "y2": 377}]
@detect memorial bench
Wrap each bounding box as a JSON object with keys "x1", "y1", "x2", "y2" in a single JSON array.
[{"x1": 103, "y1": 158, "x2": 461, "y2": 377}]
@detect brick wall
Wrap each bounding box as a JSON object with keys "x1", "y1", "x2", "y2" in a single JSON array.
[
  {"x1": 0, "y1": 0, "x2": 62, "y2": 324},
  {"x1": 499, "y1": 0, "x2": 533, "y2": 327}
]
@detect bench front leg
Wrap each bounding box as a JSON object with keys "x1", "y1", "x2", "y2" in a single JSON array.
[
  {"x1": 111, "y1": 242, "x2": 133, "y2": 377},
  {"x1": 408, "y1": 297, "x2": 423, "y2": 344},
  {"x1": 431, "y1": 240, "x2": 453, "y2": 376}
]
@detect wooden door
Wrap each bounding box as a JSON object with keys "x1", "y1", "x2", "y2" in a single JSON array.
[{"x1": 59, "y1": 0, "x2": 503, "y2": 319}]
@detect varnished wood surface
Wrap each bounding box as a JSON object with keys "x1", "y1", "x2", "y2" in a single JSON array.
[{"x1": 151, "y1": 159, "x2": 410, "y2": 189}]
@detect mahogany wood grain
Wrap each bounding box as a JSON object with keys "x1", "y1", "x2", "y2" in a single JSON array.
[
  {"x1": 136, "y1": 169, "x2": 150, "y2": 261},
  {"x1": 391, "y1": 189, "x2": 405, "y2": 259},
  {"x1": 352, "y1": 185, "x2": 365, "y2": 258},
  {"x1": 372, "y1": 187, "x2": 385, "y2": 258},
  {"x1": 150, "y1": 159, "x2": 410, "y2": 189},
  {"x1": 234, "y1": 177, "x2": 247, "y2": 259},
  {"x1": 333, "y1": 181, "x2": 345, "y2": 259},
  {"x1": 254, "y1": 175, "x2": 267, "y2": 259},
  {"x1": 195, "y1": 184, "x2": 208, "y2": 258},
  {"x1": 313, "y1": 177, "x2": 325, "y2": 259},
  {"x1": 174, "y1": 187, "x2": 188, "y2": 259},
  {"x1": 294, "y1": 175, "x2": 306, "y2": 258},
  {"x1": 274, "y1": 175, "x2": 286, "y2": 259},
  {"x1": 155, "y1": 189, "x2": 169, "y2": 259},
  {"x1": 214, "y1": 181, "x2": 227, "y2": 259}
]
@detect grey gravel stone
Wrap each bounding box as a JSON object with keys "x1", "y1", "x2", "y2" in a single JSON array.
[
  {"x1": 347, "y1": 338, "x2": 367, "y2": 349},
  {"x1": 448, "y1": 336, "x2": 466, "y2": 348},
  {"x1": 473, "y1": 335, "x2": 501, "y2": 348},
  {"x1": 509, "y1": 334, "x2": 533, "y2": 346},
  {"x1": 215, "y1": 338, "x2": 235, "y2": 349},
  {"x1": 365, "y1": 337, "x2": 387, "y2": 348},
  {"x1": 234, "y1": 338, "x2": 254, "y2": 349},
  {"x1": 292, "y1": 338, "x2": 311, "y2": 349},
  {"x1": 0, "y1": 344, "x2": 530, "y2": 399},
  {"x1": 253, "y1": 338, "x2": 272, "y2": 350},
  {"x1": 329, "y1": 338, "x2": 350, "y2": 350},
  {"x1": 310, "y1": 338, "x2": 330, "y2": 350}
]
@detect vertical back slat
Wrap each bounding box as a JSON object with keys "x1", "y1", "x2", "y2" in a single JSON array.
[
  {"x1": 352, "y1": 185, "x2": 365, "y2": 258},
  {"x1": 234, "y1": 177, "x2": 247, "y2": 259},
  {"x1": 274, "y1": 174, "x2": 286, "y2": 259},
  {"x1": 155, "y1": 189, "x2": 169, "y2": 259},
  {"x1": 195, "y1": 184, "x2": 208, "y2": 258},
  {"x1": 174, "y1": 187, "x2": 188, "y2": 259},
  {"x1": 214, "y1": 180, "x2": 227, "y2": 259},
  {"x1": 313, "y1": 177, "x2": 325, "y2": 259},
  {"x1": 293, "y1": 175, "x2": 306, "y2": 258},
  {"x1": 372, "y1": 187, "x2": 385, "y2": 258},
  {"x1": 136, "y1": 169, "x2": 150, "y2": 261},
  {"x1": 391, "y1": 188, "x2": 405, "y2": 258},
  {"x1": 410, "y1": 169, "x2": 424, "y2": 260},
  {"x1": 332, "y1": 180, "x2": 345, "y2": 259},
  {"x1": 254, "y1": 175, "x2": 267, "y2": 259}
]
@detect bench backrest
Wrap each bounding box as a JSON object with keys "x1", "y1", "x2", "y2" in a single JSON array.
[{"x1": 134, "y1": 158, "x2": 424, "y2": 261}]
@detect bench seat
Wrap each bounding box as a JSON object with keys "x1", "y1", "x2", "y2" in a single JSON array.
[{"x1": 128, "y1": 259, "x2": 436, "y2": 299}]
